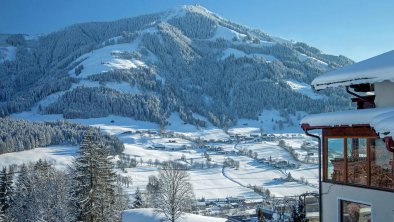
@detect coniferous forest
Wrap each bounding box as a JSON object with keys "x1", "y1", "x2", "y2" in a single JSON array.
[{"x1": 0, "y1": 132, "x2": 129, "y2": 222}]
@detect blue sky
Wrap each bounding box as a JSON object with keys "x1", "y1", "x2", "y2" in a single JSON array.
[{"x1": 1, "y1": 0, "x2": 393, "y2": 61}]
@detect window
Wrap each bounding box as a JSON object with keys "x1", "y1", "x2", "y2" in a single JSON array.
[
  {"x1": 341, "y1": 200, "x2": 371, "y2": 222},
  {"x1": 324, "y1": 135, "x2": 394, "y2": 191},
  {"x1": 327, "y1": 138, "x2": 345, "y2": 182},
  {"x1": 347, "y1": 138, "x2": 368, "y2": 185},
  {"x1": 370, "y1": 139, "x2": 393, "y2": 189}
]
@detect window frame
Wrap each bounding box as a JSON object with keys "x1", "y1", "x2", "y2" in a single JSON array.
[
  {"x1": 339, "y1": 199, "x2": 372, "y2": 222},
  {"x1": 322, "y1": 127, "x2": 394, "y2": 192}
]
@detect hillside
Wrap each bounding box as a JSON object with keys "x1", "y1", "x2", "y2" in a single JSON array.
[{"x1": 0, "y1": 5, "x2": 353, "y2": 128}]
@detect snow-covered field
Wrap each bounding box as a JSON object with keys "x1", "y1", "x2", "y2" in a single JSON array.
[
  {"x1": 68, "y1": 42, "x2": 145, "y2": 78},
  {"x1": 0, "y1": 145, "x2": 78, "y2": 170},
  {"x1": 122, "y1": 208, "x2": 227, "y2": 222},
  {"x1": 7, "y1": 110, "x2": 318, "y2": 202}
]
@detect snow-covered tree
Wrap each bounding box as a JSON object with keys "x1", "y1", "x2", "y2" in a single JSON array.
[
  {"x1": 155, "y1": 161, "x2": 195, "y2": 222},
  {"x1": 71, "y1": 131, "x2": 125, "y2": 222},
  {"x1": 145, "y1": 175, "x2": 160, "y2": 207},
  {"x1": 0, "y1": 118, "x2": 124, "y2": 155},
  {"x1": 71, "y1": 131, "x2": 96, "y2": 221},
  {"x1": 5, "y1": 160, "x2": 74, "y2": 222},
  {"x1": 7, "y1": 164, "x2": 31, "y2": 221},
  {"x1": 0, "y1": 167, "x2": 12, "y2": 222},
  {"x1": 133, "y1": 187, "x2": 143, "y2": 208}
]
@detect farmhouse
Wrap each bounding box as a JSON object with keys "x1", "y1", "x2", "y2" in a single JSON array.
[{"x1": 301, "y1": 50, "x2": 394, "y2": 222}]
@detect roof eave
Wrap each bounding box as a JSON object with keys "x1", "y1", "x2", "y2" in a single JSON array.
[{"x1": 301, "y1": 123, "x2": 371, "y2": 131}]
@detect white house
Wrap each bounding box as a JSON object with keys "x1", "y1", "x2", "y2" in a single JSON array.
[{"x1": 301, "y1": 50, "x2": 394, "y2": 222}]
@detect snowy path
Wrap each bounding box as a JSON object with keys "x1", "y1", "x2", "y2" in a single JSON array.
[{"x1": 222, "y1": 166, "x2": 245, "y2": 188}]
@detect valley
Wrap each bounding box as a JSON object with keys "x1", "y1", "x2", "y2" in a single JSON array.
[{"x1": 5, "y1": 112, "x2": 319, "y2": 212}]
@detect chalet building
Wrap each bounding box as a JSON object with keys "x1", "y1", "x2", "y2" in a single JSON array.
[{"x1": 301, "y1": 50, "x2": 394, "y2": 222}]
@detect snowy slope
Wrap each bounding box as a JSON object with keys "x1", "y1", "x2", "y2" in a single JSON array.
[
  {"x1": 211, "y1": 25, "x2": 246, "y2": 40},
  {"x1": 0, "y1": 46, "x2": 16, "y2": 62},
  {"x1": 69, "y1": 43, "x2": 146, "y2": 78},
  {"x1": 297, "y1": 52, "x2": 328, "y2": 67},
  {"x1": 285, "y1": 80, "x2": 327, "y2": 100},
  {"x1": 221, "y1": 48, "x2": 275, "y2": 62},
  {"x1": 122, "y1": 208, "x2": 226, "y2": 222}
]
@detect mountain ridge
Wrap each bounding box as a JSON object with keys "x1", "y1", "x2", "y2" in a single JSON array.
[{"x1": 0, "y1": 5, "x2": 353, "y2": 128}]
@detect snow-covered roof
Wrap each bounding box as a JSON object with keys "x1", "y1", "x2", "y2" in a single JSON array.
[
  {"x1": 312, "y1": 50, "x2": 394, "y2": 90},
  {"x1": 300, "y1": 106, "x2": 394, "y2": 138}
]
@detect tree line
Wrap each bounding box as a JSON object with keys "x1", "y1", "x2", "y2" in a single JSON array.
[{"x1": 0, "y1": 118, "x2": 124, "y2": 155}]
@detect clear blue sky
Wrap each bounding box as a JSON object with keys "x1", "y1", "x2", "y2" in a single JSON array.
[{"x1": 1, "y1": 0, "x2": 393, "y2": 61}]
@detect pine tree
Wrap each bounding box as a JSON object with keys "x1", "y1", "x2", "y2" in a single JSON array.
[
  {"x1": 32, "y1": 159, "x2": 74, "y2": 222},
  {"x1": 133, "y1": 187, "x2": 143, "y2": 208},
  {"x1": 71, "y1": 131, "x2": 96, "y2": 222},
  {"x1": 0, "y1": 167, "x2": 14, "y2": 221},
  {"x1": 7, "y1": 164, "x2": 32, "y2": 221},
  {"x1": 257, "y1": 208, "x2": 266, "y2": 222},
  {"x1": 72, "y1": 131, "x2": 125, "y2": 222},
  {"x1": 92, "y1": 142, "x2": 118, "y2": 221},
  {"x1": 2, "y1": 161, "x2": 73, "y2": 222},
  {"x1": 0, "y1": 167, "x2": 6, "y2": 222}
]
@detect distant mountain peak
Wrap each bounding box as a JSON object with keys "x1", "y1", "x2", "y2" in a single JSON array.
[{"x1": 161, "y1": 4, "x2": 219, "y2": 22}]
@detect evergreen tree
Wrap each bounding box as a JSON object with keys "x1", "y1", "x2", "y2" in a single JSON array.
[
  {"x1": 92, "y1": 142, "x2": 118, "y2": 221},
  {"x1": 133, "y1": 187, "x2": 143, "y2": 208},
  {"x1": 0, "y1": 167, "x2": 6, "y2": 222},
  {"x1": 71, "y1": 131, "x2": 96, "y2": 222},
  {"x1": 257, "y1": 208, "x2": 266, "y2": 222},
  {"x1": 72, "y1": 131, "x2": 125, "y2": 222},
  {"x1": 3, "y1": 161, "x2": 74, "y2": 222},
  {"x1": 7, "y1": 164, "x2": 32, "y2": 221}
]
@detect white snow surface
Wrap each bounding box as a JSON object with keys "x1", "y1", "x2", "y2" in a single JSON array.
[
  {"x1": 122, "y1": 208, "x2": 226, "y2": 222},
  {"x1": 312, "y1": 50, "x2": 394, "y2": 90},
  {"x1": 8, "y1": 110, "x2": 318, "y2": 200},
  {"x1": 297, "y1": 53, "x2": 328, "y2": 68},
  {"x1": 212, "y1": 25, "x2": 275, "y2": 47},
  {"x1": 223, "y1": 155, "x2": 317, "y2": 197},
  {"x1": 0, "y1": 145, "x2": 78, "y2": 170},
  {"x1": 221, "y1": 48, "x2": 275, "y2": 62},
  {"x1": 0, "y1": 46, "x2": 16, "y2": 62},
  {"x1": 229, "y1": 110, "x2": 305, "y2": 134},
  {"x1": 285, "y1": 80, "x2": 327, "y2": 100},
  {"x1": 301, "y1": 106, "x2": 394, "y2": 138},
  {"x1": 69, "y1": 42, "x2": 146, "y2": 78},
  {"x1": 212, "y1": 26, "x2": 246, "y2": 40},
  {"x1": 163, "y1": 5, "x2": 218, "y2": 23}
]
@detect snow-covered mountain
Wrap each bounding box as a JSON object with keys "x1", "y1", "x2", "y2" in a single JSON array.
[{"x1": 0, "y1": 5, "x2": 353, "y2": 128}]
